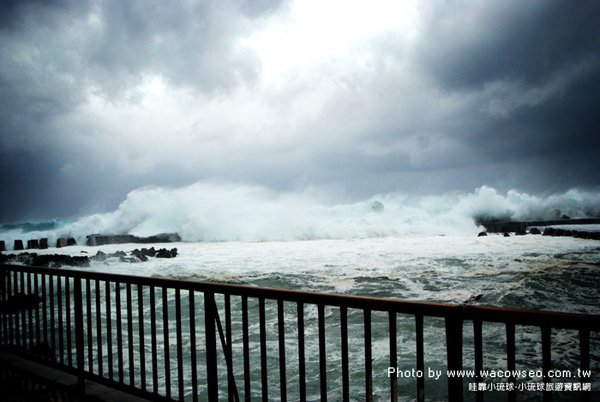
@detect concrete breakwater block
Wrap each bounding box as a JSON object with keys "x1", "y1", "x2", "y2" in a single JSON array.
[
  {"x1": 39, "y1": 238, "x2": 49, "y2": 249},
  {"x1": 0, "y1": 240, "x2": 6, "y2": 252},
  {"x1": 14, "y1": 240, "x2": 24, "y2": 251},
  {"x1": 56, "y1": 237, "x2": 77, "y2": 247},
  {"x1": 27, "y1": 239, "x2": 40, "y2": 249}
]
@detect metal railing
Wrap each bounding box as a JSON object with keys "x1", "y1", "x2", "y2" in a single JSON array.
[{"x1": 0, "y1": 263, "x2": 598, "y2": 401}]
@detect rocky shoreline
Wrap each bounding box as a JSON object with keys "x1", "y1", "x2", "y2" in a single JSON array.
[{"x1": 0, "y1": 246, "x2": 178, "y2": 268}]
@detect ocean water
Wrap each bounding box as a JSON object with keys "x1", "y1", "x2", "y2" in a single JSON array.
[{"x1": 1, "y1": 184, "x2": 600, "y2": 400}]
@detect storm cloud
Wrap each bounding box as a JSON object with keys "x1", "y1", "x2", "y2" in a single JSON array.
[{"x1": 1, "y1": 0, "x2": 599, "y2": 222}]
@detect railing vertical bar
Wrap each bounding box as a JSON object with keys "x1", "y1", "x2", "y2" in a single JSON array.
[
  {"x1": 364, "y1": 309, "x2": 373, "y2": 402},
  {"x1": 42, "y1": 273, "x2": 47, "y2": 345},
  {"x1": 473, "y1": 320, "x2": 483, "y2": 402},
  {"x1": 341, "y1": 306, "x2": 349, "y2": 402},
  {"x1": 14, "y1": 271, "x2": 20, "y2": 346},
  {"x1": 579, "y1": 328, "x2": 590, "y2": 402},
  {"x1": 0, "y1": 269, "x2": 5, "y2": 303},
  {"x1": 416, "y1": 314, "x2": 425, "y2": 402},
  {"x1": 73, "y1": 278, "x2": 85, "y2": 394},
  {"x1": 150, "y1": 286, "x2": 158, "y2": 394},
  {"x1": 0, "y1": 271, "x2": 4, "y2": 344},
  {"x1": 95, "y1": 279, "x2": 103, "y2": 377},
  {"x1": 445, "y1": 314, "x2": 463, "y2": 402},
  {"x1": 226, "y1": 294, "x2": 234, "y2": 402},
  {"x1": 6, "y1": 271, "x2": 14, "y2": 344},
  {"x1": 541, "y1": 326, "x2": 551, "y2": 402},
  {"x1": 116, "y1": 282, "x2": 124, "y2": 383},
  {"x1": 389, "y1": 311, "x2": 398, "y2": 402},
  {"x1": 259, "y1": 297, "x2": 268, "y2": 402},
  {"x1": 318, "y1": 304, "x2": 327, "y2": 402},
  {"x1": 4, "y1": 271, "x2": 12, "y2": 344},
  {"x1": 242, "y1": 296, "x2": 251, "y2": 402},
  {"x1": 20, "y1": 271, "x2": 25, "y2": 348},
  {"x1": 298, "y1": 303, "x2": 306, "y2": 402},
  {"x1": 176, "y1": 288, "x2": 184, "y2": 401},
  {"x1": 189, "y1": 290, "x2": 198, "y2": 402},
  {"x1": 57, "y1": 276, "x2": 64, "y2": 365},
  {"x1": 138, "y1": 284, "x2": 146, "y2": 390},
  {"x1": 65, "y1": 278, "x2": 72, "y2": 367},
  {"x1": 27, "y1": 273, "x2": 33, "y2": 348},
  {"x1": 34, "y1": 273, "x2": 40, "y2": 344},
  {"x1": 126, "y1": 283, "x2": 134, "y2": 386},
  {"x1": 277, "y1": 299, "x2": 287, "y2": 402},
  {"x1": 12, "y1": 271, "x2": 18, "y2": 346},
  {"x1": 163, "y1": 287, "x2": 171, "y2": 399},
  {"x1": 106, "y1": 281, "x2": 113, "y2": 381},
  {"x1": 86, "y1": 279, "x2": 94, "y2": 373},
  {"x1": 506, "y1": 323, "x2": 516, "y2": 402},
  {"x1": 49, "y1": 274, "x2": 55, "y2": 358},
  {"x1": 204, "y1": 291, "x2": 218, "y2": 402}
]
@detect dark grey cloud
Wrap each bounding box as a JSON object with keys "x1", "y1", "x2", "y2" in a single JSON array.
[
  {"x1": 0, "y1": 0, "x2": 599, "y2": 223},
  {"x1": 417, "y1": 0, "x2": 600, "y2": 89}
]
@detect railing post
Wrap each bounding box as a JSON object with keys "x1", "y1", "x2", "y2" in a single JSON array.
[
  {"x1": 445, "y1": 312, "x2": 463, "y2": 402},
  {"x1": 73, "y1": 277, "x2": 85, "y2": 395},
  {"x1": 204, "y1": 291, "x2": 218, "y2": 402}
]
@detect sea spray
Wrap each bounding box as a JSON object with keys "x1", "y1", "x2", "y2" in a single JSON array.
[{"x1": 1, "y1": 183, "x2": 600, "y2": 244}]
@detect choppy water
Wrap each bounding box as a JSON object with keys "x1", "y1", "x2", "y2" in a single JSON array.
[{"x1": 3, "y1": 230, "x2": 600, "y2": 400}]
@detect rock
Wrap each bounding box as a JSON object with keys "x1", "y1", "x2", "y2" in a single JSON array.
[
  {"x1": 3, "y1": 252, "x2": 90, "y2": 268},
  {"x1": 463, "y1": 294, "x2": 483, "y2": 304},
  {"x1": 92, "y1": 251, "x2": 107, "y2": 261},
  {"x1": 35, "y1": 254, "x2": 90, "y2": 268},
  {"x1": 0, "y1": 240, "x2": 5, "y2": 252},
  {"x1": 515, "y1": 229, "x2": 526, "y2": 236},
  {"x1": 14, "y1": 239, "x2": 24, "y2": 250},
  {"x1": 543, "y1": 228, "x2": 555, "y2": 236},
  {"x1": 39, "y1": 238, "x2": 49, "y2": 249},
  {"x1": 109, "y1": 251, "x2": 127, "y2": 258},
  {"x1": 141, "y1": 247, "x2": 156, "y2": 257},
  {"x1": 529, "y1": 228, "x2": 542, "y2": 235},
  {"x1": 155, "y1": 248, "x2": 171, "y2": 258},
  {"x1": 155, "y1": 247, "x2": 179, "y2": 258},
  {"x1": 56, "y1": 238, "x2": 67, "y2": 248},
  {"x1": 477, "y1": 231, "x2": 487, "y2": 237},
  {"x1": 503, "y1": 232, "x2": 510, "y2": 237},
  {"x1": 131, "y1": 249, "x2": 148, "y2": 262},
  {"x1": 370, "y1": 200, "x2": 384, "y2": 213}
]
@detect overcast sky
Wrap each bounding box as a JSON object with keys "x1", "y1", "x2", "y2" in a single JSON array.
[{"x1": 1, "y1": 0, "x2": 599, "y2": 222}]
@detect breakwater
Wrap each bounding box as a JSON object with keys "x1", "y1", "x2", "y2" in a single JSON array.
[
  {"x1": 480, "y1": 218, "x2": 600, "y2": 233},
  {"x1": 0, "y1": 233, "x2": 181, "y2": 251}
]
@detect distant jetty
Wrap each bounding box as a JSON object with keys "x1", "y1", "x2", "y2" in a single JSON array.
[
  {"x1": 480, "y1": 218, "x2": 600, "y2": 233},
  {"x1": 86, "y1": 233, "x2": 181, "y2": 246}
]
